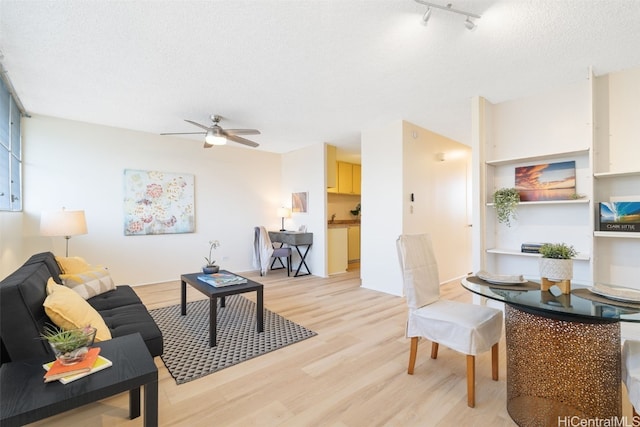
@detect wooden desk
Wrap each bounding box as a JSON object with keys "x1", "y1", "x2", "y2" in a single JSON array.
[{"x1": 268, "y1": 231, "x2": 313, "y2": 277}]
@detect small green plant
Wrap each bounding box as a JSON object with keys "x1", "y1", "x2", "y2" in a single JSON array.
[
  {"x1": 350, "y1": 203, "x2": 361, "y2": 216},
  {"x1": 539, "y1": 243, "x2": 577, "y2": 259},
  {"x1": 41, "y1": 325, "x2": 95, "y2": 353},
  {"x1": 493, "y1": 188, "x2": 520, "y2": 227}
]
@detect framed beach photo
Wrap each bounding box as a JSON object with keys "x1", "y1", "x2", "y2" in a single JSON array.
[{"x1": 515, "y1": 160, "x2": 576, "y2": 202}]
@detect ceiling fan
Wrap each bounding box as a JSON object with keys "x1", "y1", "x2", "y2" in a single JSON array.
[{"x1": 161, "y1": 115, "x2": 260, "y2": 148}]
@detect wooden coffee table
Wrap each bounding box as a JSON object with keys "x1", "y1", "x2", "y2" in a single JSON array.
[{"x1": 180, "y1": 271, "x2": 264, "y2": 347}]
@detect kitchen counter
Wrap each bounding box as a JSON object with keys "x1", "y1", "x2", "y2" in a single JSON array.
[{"x1": 328, "y1": 220, "x2": 360, "y2": 228}]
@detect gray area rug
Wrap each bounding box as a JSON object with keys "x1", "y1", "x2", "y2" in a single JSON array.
[{"x1": 149, "y1": 295, "x2": 317, "y2": 384}]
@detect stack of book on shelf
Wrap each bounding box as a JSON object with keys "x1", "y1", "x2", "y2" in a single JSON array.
[
  {"x1": 198, "y1": 272, "x2": 248, "y2": 287},
  {"x1": 521, "y1": 242, "x2": 546, "y2": 254},
  {"x1": 43, "y1": 347, "x2": 112, "y2": 384}
]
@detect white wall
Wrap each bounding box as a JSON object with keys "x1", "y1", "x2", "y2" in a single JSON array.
[
  {"x1": 402, "y1": 121, "x2": 472, "y2": 281},
  {"x1": 361, "y1": 120, "x2": 471, "y2": 296},
  {"x1": 281, "y1": 143, "x2": 328, "y2": 277},
  {"x1": 3, "y1": 114, "x2": 283, "y2": 285},
  {"x1": 361, "y1": 120, "x2": 404, "y2": 295}
]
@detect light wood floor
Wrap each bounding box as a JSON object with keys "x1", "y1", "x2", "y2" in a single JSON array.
[{"x1": 27, "y1": 268, "x2": 631, "y2": 426}]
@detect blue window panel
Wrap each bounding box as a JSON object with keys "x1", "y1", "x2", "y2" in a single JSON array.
[
  {"x1": 10, "y1": 97, "x2": 20, "y2": 159},
  {"x1": 10, "y1": 154, "x2": 21, "y2": 210},
  {"x1": 0, "y1": 147, "x2": 9, "y2": 210},
  {"x1": 0, "y1": 78, "x2": 8, "y2": 149}
]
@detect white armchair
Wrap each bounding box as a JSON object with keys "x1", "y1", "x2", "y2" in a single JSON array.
[{"x1": 396, "y1": 233, "x2": 503, "y2": 407}]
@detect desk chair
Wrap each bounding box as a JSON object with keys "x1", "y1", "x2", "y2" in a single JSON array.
[
  {"x1": 396, "y1": 233, "x2": 503, "y2": 408},
  {"x1": 623, "y1": 340, "x2": 640, "y2": 417},
  {"x1": 253, "y1": 226, "x2": 291, "y2": 276}
]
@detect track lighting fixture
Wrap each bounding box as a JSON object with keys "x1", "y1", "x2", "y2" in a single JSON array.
[
  {"x1": 464, "y1": 16, "x2": 476, "y2": 30},
  {"x1": 414, "y1": 1, "x2": 481, "y2": 30},
  {"x1": 422, "y1": 7, "x2": 432, "y2": 24}
]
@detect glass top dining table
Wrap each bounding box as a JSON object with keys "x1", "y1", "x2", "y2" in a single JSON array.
[
  {"x1": 461, "y1": 275, "x2": 640, "y2": 425},
  {"x1": 461, "y1": 275, "x2": 640, "y2": 323}
]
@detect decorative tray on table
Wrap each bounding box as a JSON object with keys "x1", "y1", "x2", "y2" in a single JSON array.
[
  {"x1": 476, "y1": 270, "x2": 527, "y2": 285},
  {"x1": 588, "y1": 283, "x2": 640, "y2": 303}
]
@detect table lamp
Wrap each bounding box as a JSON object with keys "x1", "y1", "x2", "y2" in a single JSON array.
[
  {"x1": 40, "y1": 208, "x2": 88, "y2": 256},
  {"x1": 277, "y1": 207, "x2": 291, "y2": 231}
]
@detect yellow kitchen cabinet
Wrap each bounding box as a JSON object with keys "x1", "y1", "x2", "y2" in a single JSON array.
[
  {"x1": 326, "y1": 144, "x2": 337, "y2": 191},
  {"x1": 328, "y1": 227, "x2": 348, "y2": 274},
  {"x1": 348, "y1": 225, "x2": 360, "y2": 262},
  {"x1": 352, "y1": 164, "x2": 361, "y2": 194},
  {"x1": 336, "y1": 161, "x2": 361, "y2": 195}
]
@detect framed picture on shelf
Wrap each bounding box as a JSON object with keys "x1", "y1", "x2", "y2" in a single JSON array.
[{"x1": 515, "y1": 160, "x2": 576, "y2": 201}]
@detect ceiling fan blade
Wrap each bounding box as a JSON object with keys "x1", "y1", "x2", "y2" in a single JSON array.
[
  {"x1": 184, "y1": 119, "x2": 211, "y2": 131},
  {"x1": 160, "y1": 131, "x2": 206, "y2": 136},
  {"x1": 223, "y1": 129, "x2": 261, "y2": 136},
  {"x1": 227, "y1": 134, "x2": 259, "y2": 148}
]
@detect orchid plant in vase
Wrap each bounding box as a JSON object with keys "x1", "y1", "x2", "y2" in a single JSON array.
[{"x1": 203, "y1": 240, "x2": 220, "y2": 274}]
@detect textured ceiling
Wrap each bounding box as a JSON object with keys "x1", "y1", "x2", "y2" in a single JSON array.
[{"x1": 2, "y1": 0, "x2": 640, "y2": 158}]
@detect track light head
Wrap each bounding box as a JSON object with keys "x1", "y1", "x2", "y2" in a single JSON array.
[
  {"x1": 422, "y1": 7, "x2": 432, "y2": 24},
  {"x1": 464, "y1": 16, "x2": 476, "y2": 30}
]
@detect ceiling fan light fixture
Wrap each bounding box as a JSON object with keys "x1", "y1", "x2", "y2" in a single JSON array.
[{"x1": 205, "y1": 129, "x2": 227, "y2": 145}]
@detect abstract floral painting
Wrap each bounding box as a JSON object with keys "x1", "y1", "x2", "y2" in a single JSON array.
[{"x1": 123, "y1": 169, "x2": 195, "y2": 235}]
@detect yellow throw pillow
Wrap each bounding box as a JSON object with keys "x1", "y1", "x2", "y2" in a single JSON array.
[
  {"x1": 60, "y1": 267, "x2": 116, "y2": 300},
  {"x1": 43, "y1": 284, "x2": 112, "y2": 342},
  {"x1": 55, "y1": 256, "x2": 91, "y2": 274}
]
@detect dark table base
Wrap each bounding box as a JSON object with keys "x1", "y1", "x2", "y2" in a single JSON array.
[{"x1": 505, "y1": 305, "x2": 621, "y2": 425}]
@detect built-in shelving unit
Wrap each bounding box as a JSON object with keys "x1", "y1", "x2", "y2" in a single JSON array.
[
  {"x1": 486, "y1": 247, "x2": 591, "y2": 260},
  {"x1": 475, "y1": 68, "x2": 640, "y2": 287},
  {"x1": 486, "y1": 199, "x2": 589, "y2": 207},
  {"x1": 594, "y1": 231, "x2": 640, "y2": 239},
  {"x1": 593, "y1": 170, "x2": 640, "y2": 179},
  {"x1": 485, "y1": 148, "x2": 590, "y2": 167}
]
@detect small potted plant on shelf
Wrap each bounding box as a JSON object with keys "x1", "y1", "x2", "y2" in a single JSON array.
[
  {"x1": 538, "y1": 242, "x2": 577, "y2": 294},
  {"x1": 41, "y1": 324, "x2": 97, "y2": 365},
  {"x1": 493, "y1": 187, "x2": 520, "y2": 227},
  {"x1": 203, "y1": 240, "x2": 220, "y2": 274}
]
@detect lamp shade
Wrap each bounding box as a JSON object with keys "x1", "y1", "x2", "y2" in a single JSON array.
[
  {"x1": 277, "y1": 207, "x2": 291, "y2": 218},
  {"x1": 40, "y1": 209, "x2": 88, "y2": 237}
]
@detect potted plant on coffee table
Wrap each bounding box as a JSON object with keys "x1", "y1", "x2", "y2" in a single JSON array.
[
  {"x1": 203, "y1": 240, "x2": 220, "y2": 274},
  {"x1": 538, "y1": 242, "x2": 577, "y2": 294}
]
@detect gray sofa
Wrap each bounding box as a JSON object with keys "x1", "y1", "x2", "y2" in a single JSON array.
[{"x1": 0, "y1": 252, "x2": 163, "y2": 364}]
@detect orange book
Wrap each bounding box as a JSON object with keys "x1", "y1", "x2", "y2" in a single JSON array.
[{"x1": 43, "y1": 347, "x2": 101, "y2": 382}]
